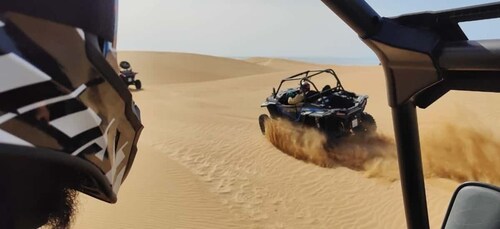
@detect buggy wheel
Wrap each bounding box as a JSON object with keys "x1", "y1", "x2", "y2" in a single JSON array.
[
  {"x1": 135, "y1": 80, "x2": 142, "y2": 90},
  {"x1": 323, "y1": 118, "x2": 347, "y2": 139},
  {"x1": 353, "y1": 113, "x2": 376, "y2": 135},
  {"x1": 266, "y1": 104, "x2": 279, "y2": 118},
  {"x1": 259, "y1": 114, "x2": 270, "y2": 135}
]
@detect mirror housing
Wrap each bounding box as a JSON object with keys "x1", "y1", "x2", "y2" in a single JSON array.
[{"x1": 442, "y1": 182, "x2": 500, "y2": 229}]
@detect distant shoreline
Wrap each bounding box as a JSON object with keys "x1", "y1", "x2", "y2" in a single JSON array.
[{"x1": 232, "y1": 56, "x2": 380, "y2": 66}]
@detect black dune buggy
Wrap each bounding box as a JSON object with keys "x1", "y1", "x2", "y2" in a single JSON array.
[
  {"x1": 119, "y1": 61, "x2": 142, "y2": 90},
  {"x1": 259, "y1": 69, "x2": 375, "y2": 138}
]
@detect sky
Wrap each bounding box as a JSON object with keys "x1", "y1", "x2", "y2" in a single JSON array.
[{"x1": 117, "y1": 0, "x2": 500, "y2": 59}]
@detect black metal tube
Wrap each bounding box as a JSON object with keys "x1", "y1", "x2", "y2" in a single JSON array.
[
  {"x1": 392, "y1": 103, "x2": 430, "y2": 229},
  {"x1": 321, "y1": 0, "x2": 380, "y2": 37},
  {"x1": 439, "y1": 40, "x2": 500, "y2": 71},
  {"x1": 435, "y1": 2, "x2": 500, "y2": 23}
]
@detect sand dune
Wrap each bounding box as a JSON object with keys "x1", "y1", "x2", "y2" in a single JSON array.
[
  {"x1": 245, "y1": 57, "x2": 327, "y2": 70},
  {"x1": 74, "y1": 51, "x2": 499, "y2": 229},
  {"x1": 118, "y1": 51, "x2": 278, "y2": 84}
]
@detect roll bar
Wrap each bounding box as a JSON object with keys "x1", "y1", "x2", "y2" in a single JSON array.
[
  {"x1": 321, "y1": 1, "x2": 500, "y2": 228},
  {"x1": 274, "y1": 69, "x2": 343, "y2": 98},
  {"x1": 321, "y1": 0, "x2": 380, "y2": 38}
]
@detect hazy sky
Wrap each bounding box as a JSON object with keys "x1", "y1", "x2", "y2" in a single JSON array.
[{"x1": 117, "y1": 0, "x2": 500, "y2": 58}]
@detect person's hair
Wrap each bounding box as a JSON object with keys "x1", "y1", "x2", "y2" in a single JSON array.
[
  {"x1": 0, "y1": 158, "x2": 80, "y2": 229},
  {"x1": 46, "y1": 188, "x2": 79, "y2": 229}
]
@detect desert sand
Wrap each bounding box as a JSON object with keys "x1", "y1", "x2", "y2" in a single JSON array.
[{"x1": 74, "y1": 51, "x2": 500, "y2": 228}]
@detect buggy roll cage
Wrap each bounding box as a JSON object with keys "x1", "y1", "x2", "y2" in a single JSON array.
[
  {"x1": 274, "y1": 69, "x2": 344, "y2": 98},
  {"x1": 321, "y1": 1, "x2": 500, "y2": 229}
]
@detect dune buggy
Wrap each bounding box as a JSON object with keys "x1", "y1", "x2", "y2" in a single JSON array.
[{"x1": 259, "y1": 69, "x2": 375, "y2": 138}]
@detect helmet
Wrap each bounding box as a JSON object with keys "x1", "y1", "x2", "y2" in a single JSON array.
[
  {"x1": 120, "y1": 61, "x2": 131, "y2": 70},
  {"x1": 300, "y1": 81, "x2": 311, "y2": 92},
  {"x1": 0, "y1": 0, "x2": 142, "y2": 204}
]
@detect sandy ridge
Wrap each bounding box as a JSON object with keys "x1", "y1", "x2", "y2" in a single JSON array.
[{"x1": 74, "y1": 51, "x2": 500, "y2": 229}]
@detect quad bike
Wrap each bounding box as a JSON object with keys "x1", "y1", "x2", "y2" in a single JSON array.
[{"x1": 119, "y1": 61, "x2": 142, "y2": 90}]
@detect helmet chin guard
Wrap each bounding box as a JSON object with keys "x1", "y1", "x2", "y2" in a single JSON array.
[{"x1": 0, "y1": 8, "x2": 142, "y2": 203}]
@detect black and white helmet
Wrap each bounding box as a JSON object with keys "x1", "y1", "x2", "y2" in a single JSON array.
[{"x1": 0, "y1": 0, "x2": 143, "y2": 203}]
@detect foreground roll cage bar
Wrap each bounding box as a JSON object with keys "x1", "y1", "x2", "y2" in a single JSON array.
[{"x1": 321, "y1": 1, "x2": 500, "y2": 228}]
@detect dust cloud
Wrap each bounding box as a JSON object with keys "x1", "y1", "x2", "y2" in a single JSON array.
[
  {"x1": 265, "y1": 118, "x2": 500, "y2": 185},
  {"x1": 421, "y1": 124, "x2": 500, "y2": 185}
]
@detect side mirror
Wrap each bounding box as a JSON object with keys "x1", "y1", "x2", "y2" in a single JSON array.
[
  {"x1": 272, "y1": 88, "x2": 276, "y2": 97},
  {"x1": 442, "y1": 182, "x2": 500, "y2": 229}
]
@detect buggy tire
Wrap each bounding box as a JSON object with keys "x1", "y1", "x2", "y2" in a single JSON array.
[
  {"x1": 266, "y1": 104, "x2": 280, "y2": 118},
  {"x1": 353, "y1": 113, "x2": 376, "y2": 135},
  {"x1": 259, "y1": 114, "x2": 270, "y2": 135},
  {"x1": 135, "y1": 80, "x2": 142, "y2": 90}
]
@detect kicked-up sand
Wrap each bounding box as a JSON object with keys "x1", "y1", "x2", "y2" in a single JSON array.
[{"x1": 73, "y1": 51, "x2": 500, "y2": 228}]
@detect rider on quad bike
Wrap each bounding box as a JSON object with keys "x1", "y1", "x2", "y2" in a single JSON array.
[{"x1": 119, "y1": 61, "x2": 142, "y2": 90}]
